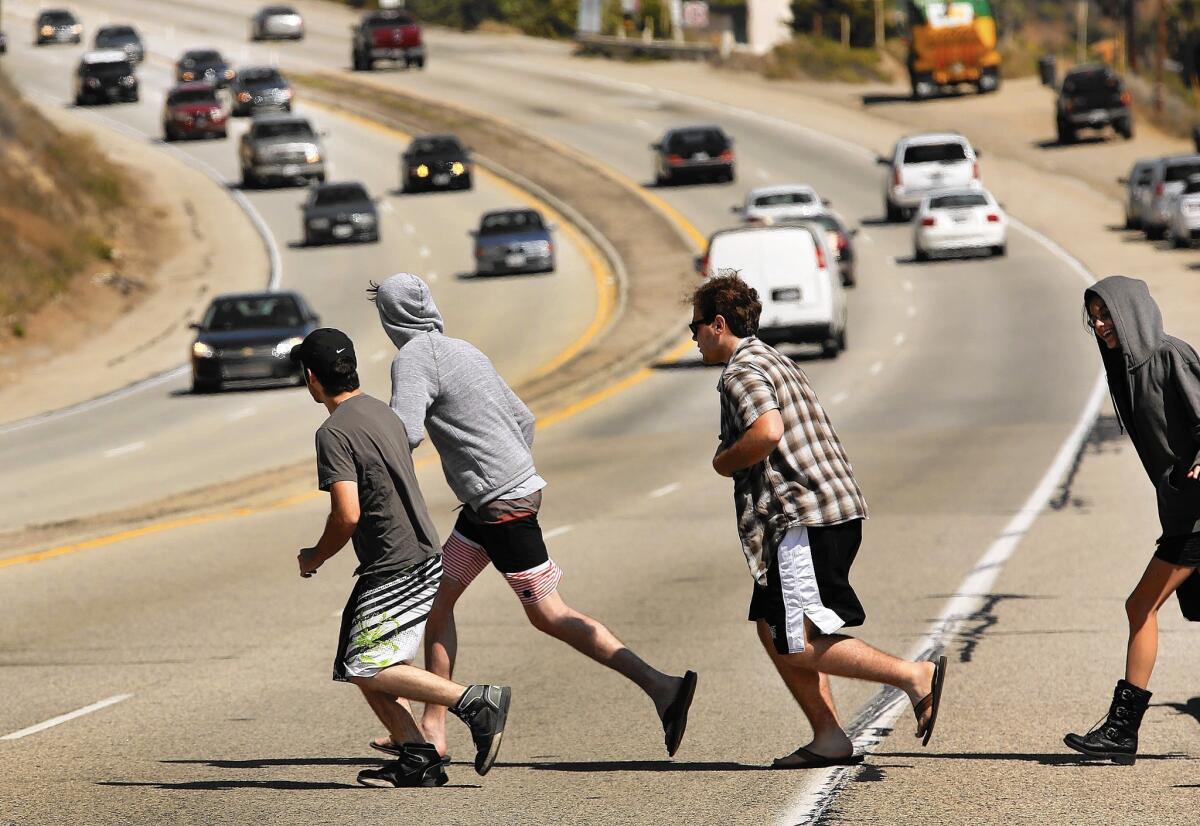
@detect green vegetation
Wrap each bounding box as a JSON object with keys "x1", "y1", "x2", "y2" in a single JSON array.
[
  {"x1": 0, "y1": 68, "x2": 130, "y2": 331},
  {"x1": 759, "y1": 34, "x2": 889, "y2": 83},
  {"x1": 332, "y1": 0, "x2": 577, "y2": 37}
]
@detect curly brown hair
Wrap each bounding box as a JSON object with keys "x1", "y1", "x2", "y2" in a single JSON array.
[{"x1": 691, "y1": 272, "x2": 761, "y2": 338}]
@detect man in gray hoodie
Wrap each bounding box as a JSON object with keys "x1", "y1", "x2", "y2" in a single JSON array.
[
  {"x1": 370, "y1": 272, "x2": 697, "y2": 759},
  {"x1": 1065, "y1": 275, "x2": 1200, "y2": 765}
]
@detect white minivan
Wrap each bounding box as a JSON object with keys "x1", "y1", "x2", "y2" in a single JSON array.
[{"x1": 699, "y1": 223, "x2": 847, "y2": 357}]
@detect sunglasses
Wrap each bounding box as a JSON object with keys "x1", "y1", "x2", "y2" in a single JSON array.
[{"x1": 689, "y1": 315, "x2": 716, "y2": 335}]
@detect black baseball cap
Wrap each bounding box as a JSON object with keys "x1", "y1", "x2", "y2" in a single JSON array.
[{"x1": 290, "y1": 328, "x2": 357, "y2": 374}]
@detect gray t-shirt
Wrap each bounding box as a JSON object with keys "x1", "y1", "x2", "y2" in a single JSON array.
[{"x1": 315, "y1": 393, "x2": 440, "y2": 577}]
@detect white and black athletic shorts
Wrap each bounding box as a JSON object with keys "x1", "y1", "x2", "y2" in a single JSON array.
[
  {"x1": 333, "y1": 555, "x2": 442, "y2": 682},
  {"x1": 748, "y1": 520, "x2": 866, "y2": 655}
]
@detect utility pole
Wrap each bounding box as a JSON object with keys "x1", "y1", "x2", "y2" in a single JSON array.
[
  {"x1": 1077, "y1": 0, "x2": 1089, "y2": 63},
  {"x1": 875, "y1": 0, "x2": 884, "y2": 49},
  {"x1": 1155, "y1": 0, "x2": 1167, "y2": 112},
  {"x1": 1128, "y1": 0, "x2": 1139, "y2": 71}
]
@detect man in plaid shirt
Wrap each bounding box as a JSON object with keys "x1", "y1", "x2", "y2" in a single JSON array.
[{"x1": 691, "y1": 273, "x2": 948, "y2": 768}]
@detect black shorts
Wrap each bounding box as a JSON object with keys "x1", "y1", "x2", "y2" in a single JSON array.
[
  {"x1": 749, "y1": 520, "x2": 866, "y2": 656},
  {"x1": 1154, "y1": 532, "x2": 1200, "y2": 567},
  {"x1": 451, "y1": 507, "x2": 549, "y2": 574}
]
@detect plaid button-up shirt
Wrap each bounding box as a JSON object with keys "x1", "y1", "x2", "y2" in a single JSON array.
[{"x1": 718, "y1": 337, "x2": 868, "y2": 586}]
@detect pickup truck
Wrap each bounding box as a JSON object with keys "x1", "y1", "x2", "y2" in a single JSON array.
[
  {"x1": 1055, "y1": 64, "x2": 1132, "y2": 144},
  {"x1": 350, "y1": 9, "x2": 424, "y2": 71}
]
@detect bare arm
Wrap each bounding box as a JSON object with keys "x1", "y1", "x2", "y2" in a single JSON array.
[
  {"x1": 299, "y1": 481, "x2": 360, "y2": 576},
  {"x1": 713, "y1": 409, "x2": 784, "y2": 478}
]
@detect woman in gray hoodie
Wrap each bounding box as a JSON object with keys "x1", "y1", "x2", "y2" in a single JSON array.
[{"x1": 1064, "y1": 275, "x2": 1200, "y2": 764}]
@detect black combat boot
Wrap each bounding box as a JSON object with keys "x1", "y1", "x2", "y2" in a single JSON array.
[
  {"x1": 357, "y1": 742, "x2": 450, "y2": 788},
  {"x1": 1063, "y1": 679, "x2": 1152, "y2": 765}
]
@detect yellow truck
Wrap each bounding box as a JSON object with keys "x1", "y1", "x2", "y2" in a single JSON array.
[{"x1": 906, "y1": 0, "x2": 1001, "y2": 99}]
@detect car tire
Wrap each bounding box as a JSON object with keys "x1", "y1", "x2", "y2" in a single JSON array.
[
  {"x1": 74, "y1": 95, "x2": 85, "y2": 107},
  {"x1": 1146, "y1": 224, "x2": 1166, "y2": 241},
  {"x1": 1117, "y1": 119, "x2": 1134, "y2": 140},
  {"x1": 991, "y1": 244, "x2": 1006, "y2": 257},
  {"x1": 241, "y1": 169, "x2": 257, "y2": 189},
  {"x1": 192, "y1": 378, "x2": 219, "y2": 394},
  {"x1": 1124, "y1": 214, "x2": 1141, "y2": 230},
  {"x1": 314, "y1": 172, "x2": 326, "y2": 184},
  {"x1": 885, "y1": 198, "x2": 903, "y2": 223},
  {"x1": 821, "y1": 335, "x2": 841, "y2": 359},
  {"x1": 460, "y1": 174, "x2": 473, "y2": 190},
  {"x1": 1057, "y1": 123, "x2": 1075, "y2": 145},
  {"x1": 414, "y1": 57, "x2": 426, "y2": 69},
  {"x1": 915, "y1": 247, "x2": 929, "y2": 262},
  {"x1": 216, "y1": 129, "x2": 228, "y2": 139},
  {"x1": 128, "y1": 92, "x2": 139, "y2": 103}
]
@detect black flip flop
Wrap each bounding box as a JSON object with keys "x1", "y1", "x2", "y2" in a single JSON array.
[
  {"x1": 662, "y1": 670, "x2": 698, "y2": 757},
  {"x1": 771, "y1": 747, "x2": 865, "y2": 769},
  {"x1": 913, "y1": 655, "x2": 948, "y2": 747},
  {"x1": 369, "y1": 740, "x2": 401, "y2": 757}
]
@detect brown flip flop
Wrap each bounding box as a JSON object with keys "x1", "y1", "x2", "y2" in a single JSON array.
[
  {"x1": 913, "y1": 655, "x2": 948, "y2": 747},
  {"x1": 771, "y1": 746, "x2": 865, "y2": 769}
]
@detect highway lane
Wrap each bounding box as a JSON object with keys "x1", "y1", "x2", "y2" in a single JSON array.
[
  {"x1": 0, "y1": 2, "x2": 1106, "y2": 823},
  {"x1": 0, "y1": 17, "x2": 600, "y2": 532}
]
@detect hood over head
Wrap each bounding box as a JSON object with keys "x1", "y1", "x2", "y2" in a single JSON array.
[
  {"x1": 375, "y1": 272, "x2": 444, "y2": 349},
  {"x1": 1085, "y1": 275, "x2": 1164, "y2": 371}
]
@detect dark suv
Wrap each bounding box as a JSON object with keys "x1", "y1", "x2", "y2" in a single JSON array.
[
  {"x1": 35, "y1": 9, "x2": 81, "y2": 45},
  {"x1": 93, "y1": 24, "x2": 143, "y2": 63},
  {"x1": 401, "y1": 134, "x2": 472, "y2": 192},
  {"x1": 652, "y1": 126, "x2": 735, "y2": 185},
  {"x1": 302, "y1": 182, "x2": 379, "y2": 246},
  {"x1": 75, "y1": 51, "x2": 138, "y2": 106},
  {"x1": 176, "y1": 49, "x2": 235, "y2": 88},
  {"x1": 1056, "y1": 64, "x2": 1132, "y2": 144},
  {"x1": 231, "y1": 66, "x2": 292, "y2": 116}
]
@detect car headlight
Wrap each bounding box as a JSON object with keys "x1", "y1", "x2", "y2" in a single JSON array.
[
  {"x1": 450, "y1": 161, "x2": 465, "y2": 176},
  {"x1": 85, "y1": 77, "x2": 101, "y2": 87},
  {"x1": 309, "y1": 217, "x2": 330, "y2": 229},
  {"x1": 40, "y1": 25, "x2": 54, "y2": 36},
  {"x1": 415, "y1": 164, "x2": 429, "y2": 178},
  {"x1": 71, "y1": 24, "x2": 82, "y2": 33},
  {"x1": 182, "y1": 70, "x2": 195, "y2": 81},
  {"x1": 237, "y1": 91, "x2": 251, "y2": 103},
  {"x1": 120, "y1": 75, "x2": 136, "y2": 86},
  {"x1": 224, "y1": 69, "x2": 235, "y2": 80},
  {"x1": 528, "y1": 240, "x2": 551, "y2": 254},
  {"x1": 209, "y1": 108, "x2": 223, "y2": 119},
  {"x1": 280, "y1": 88, "x2": 293, "y2": 99},
  {"x1": 273, "y1": 336, "x2": 303, "y2": 359},
  {"x1": 351, "y1": 212, "x2": 375, "y2": 225},
  {"x1": 192, "y1": 341, "x2": 215, "y2": 358},
  {"x1": 305, "y1": 148, "x2": 321, "y2": 164}
]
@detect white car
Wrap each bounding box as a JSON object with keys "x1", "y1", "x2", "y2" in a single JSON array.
[
  {"x1": 250, "y1": 5, "x2": 304, "y2": 41},
  {"x1": 1119, "y1": 158, "x2": 1157, "y2": 230},
  {"x1": 733, "y1": 184, "x2": 827, "y2": 225},
  {"x1": 881, "y1": 132, "x2": 981, "y2": 222},
  {"x1": 1168, "y1": 174, "x2": 1200, "y2": 248},
  {"x1": 1142, "y1": 154, "x2": 1200, "y2": 240},
  {"x1": 913, "y1": 188, "x2": 1007, "y2": 261}
]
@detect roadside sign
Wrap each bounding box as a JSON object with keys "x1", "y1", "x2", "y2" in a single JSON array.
[{"x1": 682, "y1": 1, "x2": 709, "y2": 29}]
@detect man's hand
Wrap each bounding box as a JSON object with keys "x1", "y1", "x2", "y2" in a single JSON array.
[
  {"x1": 1188, "y1": 464, "x2": 1200, "y2": 481},
  {"x1": 713, "y1": 410, "x2": 784, "y2": 478},
  {"x1": 298, "y1": 547, "x2": 323, "y2": 578}
]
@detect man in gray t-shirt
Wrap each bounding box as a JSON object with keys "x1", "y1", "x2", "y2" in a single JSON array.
[{"x1": 292, "y1": 328, "x2": 513, "y2": 787}]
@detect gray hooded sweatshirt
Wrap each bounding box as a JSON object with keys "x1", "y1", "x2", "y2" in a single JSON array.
[
  {"x1": 375, "y1": 273, "x2": 536, "y2": 510},
  {"x1": 1088, "y1": 275, "x2": 1200, "y2": 539}
]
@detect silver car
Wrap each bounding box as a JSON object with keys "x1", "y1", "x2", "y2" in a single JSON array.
[
  {"x1": 1142, "y1": 154, "x2": 1200, "y2": 240},
  {"x1": 1119, "y1": 159, "x2": 1157, "y2": 230},
  {"x1": 239, "y1": 113, "x2": 326, "y2": 188},
  {"x1": 250, "y1": 5, "x2": 303, "y2": 41}
]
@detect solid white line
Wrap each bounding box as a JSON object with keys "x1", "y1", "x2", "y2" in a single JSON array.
[
  {"x1": 543, "y1": 525, "x2": 574, "y2": 540},
  {"x1": 227, "y1": 406, "x2": 257, "y2": 422},
  {"x1": 893, "y1": 333, "x2": 907, "y2": 347},
  {"x1": 868, "y1": 361, "x2": 884, "y2": 376},
  {"x1": 649, "y1": 482, "x2": 681, "y2": 499},
  {"x1": 103, "y1": 441, "x2": 145, "y2": 459},
  {"x1": 1, "y1": 694, "x2": 133, "y2": 740}
]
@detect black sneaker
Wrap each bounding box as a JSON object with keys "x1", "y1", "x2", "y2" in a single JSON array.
[
  {"x1": 357, "y1": 743, "x2": 449, "y2": 788},
  {"x1": 450, "y1": 684, "x2": 511, "y2": 776}
]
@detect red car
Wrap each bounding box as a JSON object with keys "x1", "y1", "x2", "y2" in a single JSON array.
[
  {"x1": 351, "y1": 9, "x2": 425, "y2": 71},
  {"x1": 162, "y1": 82, "x2": 227, "y2": 141}
]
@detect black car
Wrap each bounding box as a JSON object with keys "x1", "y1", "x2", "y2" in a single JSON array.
[
  {"x1": 807, "y1": 212, "x2": 858, "y2": 287},
  {"x1": 1056, "y1": 64, "x2": 1132, "y2": 144},
  {"x1": 176, "y1": 49, "x2": 235, "y2": 88},
  {"x1": 0, "y1": 31, "x2": 8, "y2": 54},
  {"x1": 94, "y1": 24, "x2": 143, "y2": 63},
  {"x1": 302, "y1": 182, "x2": 379, "y2": 246},
  {"x1": 75, "y1": 51, "x2": 138, "y2": 106},
  {"x1": 231, "y1": 66, "x2": 293, "y2": 116},
  {"x1": 472, "y1": 208, "x2": 555, "y2": 276},
  {"x1": 401, "y1": 134, "x2": 472, "y2": 192},
  {"x1": 35, "y1": 9, "x2": 81, "y2": 45},
  {"x1": 652, "y1": 126, "x2": 735, "y2": 186},
  {"x1": 190, "y1": 291, "x2": 319, "y2": 393}
]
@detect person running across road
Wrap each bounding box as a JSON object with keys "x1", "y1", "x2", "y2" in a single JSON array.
[
  {"x1": 690, "y1": 273, "x2": 945, "y2": 768},
  {"x1": 369, "y1": 272, "x2": 698, "y2": 759},
  {"x1": 1064, "y1": 276, "x2": 1200, "y2": 765},
  {"x1": 291, "y1": 327, "x2": 512, "y2": 786}
]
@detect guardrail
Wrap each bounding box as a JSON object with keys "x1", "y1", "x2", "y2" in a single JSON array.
[{"x1": 574, "y1": 33, "x2": 718, "y2": 61}]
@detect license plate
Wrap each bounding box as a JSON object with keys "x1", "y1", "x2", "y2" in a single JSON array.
[
  {"x1": 433, "y1": 174, "x2": 450, "y2": 186},
  {"x1": 693, "y1": 151, "x2": 710, "y2": 161},
  {"x1": 1090, "y1": 113, "x2": 1105, "y2": 124},
  {"x1": 196, "y1": 116, "x2": 207, "y2": 125},
  {"x1": 505, "y1": 254, "x2": 527, "y2": 269},
  {"x1": 333, "y1": 225, "x2": 352, "y2": 238},
  {"x1": 282, "y1": 164, "x2": 301, "y2": 176},
  {"x1": 952, "y1": 212, "x2": 969, "y2": 224}
]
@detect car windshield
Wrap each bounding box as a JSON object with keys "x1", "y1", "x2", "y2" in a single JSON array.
[
  {"x1": 241, "y1": 69, "x2": 283, "y2": 87},
  {"x1": 666, "y1": 129, "x2": 728, "y2": 154},
  {"x1": 184, "y1": 51, "x2": 222, "y2": 66},
  {"x1": 903, "y1": 143, "x2": 968, "y2": 164},
  {"x1": 203, "y1": 296, "x2": 302, "y2": 330},
  {"x1": 254, "y1": 121, "x2": 314, "y2": 139},
  {"x1": 930, "y1": 193, "x2": 988, "y2": 209},
  {"x1": 263, "y1": 6, "x2": 297, "y2": 14},
  {"x1": 41, "y1": 12, "x2": 75, "y2": 24},
  {"x1": 366, "y1": 12, "x2": 414, "y2": 27},
  {"x1": 410, "y1": 137, "x2": 462, "y2": 155},
  {"x1": 96, "y1": 29, "x2": 136, "y2": 45},
  {"x1": 313, "y1": 186, "x2": 368, "y2": 206},
  {"x1": 170, "y1": 90, "x2": 218, "y2": 105},
  {"x1": 480, "y1": 211, "x2": 544, "y2": 234},
  {"x1": 754, "y1": 191, "x2": 813, "y2": 207},
  {"x1": 86, "y1": 61, "x2": 132, "y2": 77},
  {"x1": 1165, "y1": 162, "x2": 1200, "y2": 183},
  {"x1": 1064, "y1": 71, "x2": 1115, "y2": 93}
]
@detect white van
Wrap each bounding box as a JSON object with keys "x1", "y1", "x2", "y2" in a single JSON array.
[{"x1": 699, "y1": 223, "x2": 847, "y2": 357}]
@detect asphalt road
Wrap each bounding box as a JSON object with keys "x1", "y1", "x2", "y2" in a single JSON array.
[{"x1": 0, "y1": 3, "x2": 1161, "y2": 825}]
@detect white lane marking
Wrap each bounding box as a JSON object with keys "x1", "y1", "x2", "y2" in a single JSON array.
[
  {"x1": 756, "y1": 168, "x2": 771, "y2": 181},
  {"x1": 906, "y1": 305, "x2": 917, "y2": 318},
  {"x1": 868, "y1": 361, "x2": 884, "y2": 376},
  {"x1": 427, "y1": 270, "x2": 439, "y2": 282},
  {"x1": 371, "y1": 349, "x2": 389, "y2": 363},
  {"x1": 418, "y1": 246, "x2": 431, "y2": 258},
  {"x1": 103, "y1": 441, "x2": 145, "y2": 459},
  {"x1": 379, "y1": 201, "x2": 394, "y2": 214},
  {"x1": 543, "y1": 525, "x2": 574, "y2": 540},
  {"x1": 857, "y1": 230, "x2": 872, "y2": 244},
  {"x1": 227, "y1": 406, "x2": 257, "y2": 422},
  {"x1": 829, "y1": 391, "x2": 849, "y2": 406},
  {"x1": 893, "y1": 333, "x2": 907, "y2": 347},
  {"x1": 403, "y1": 223, "x2": 415, "y2": 235},
  {"x1": 787, "y1": 213, "x2": 1109, "y2": 826},
  {"x1": 649, "y1": 482, "x2": 681, "y2": 499},
  {"x1": 902, "y1": 280, "x2": 913, "y2": 292},
  {"x1": 1, "y1": 694, "x2": 133, "y2": 741},
  {"x1": 632, "y1": 117, "x2": 654, "y2": 132}
]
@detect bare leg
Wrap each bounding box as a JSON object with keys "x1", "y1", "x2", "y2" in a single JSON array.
[
  {"x1": 420, "y1": 577, "x2": 467, "y2": 756},
  {"x1": 1124, "y1": 558, "x2": 1197, "y2": 688},
  {"x1": 349, "y1": 663, "x2": 465, "y2": 709},
  {"x1": 755, "y1": 619, "x2": 852, "y2": 757},
  {"x1": 523, "y1": 590, "x2": 682, "y2": 717},
  {"x1": 357, "y1": 684, "x2": 426, "y2": 746}
]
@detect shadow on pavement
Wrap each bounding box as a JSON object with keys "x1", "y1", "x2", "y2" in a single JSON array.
[
  {"x1": 497, "y1": 759, "x2": 764, "y2": 772},
  {"x1": 883, "y1": 751, "x2": 1190, "y2": 765},
  {"x1": 1158, "y1": 696, "x2": 1200, "y2": 727},
  {"x1": 861, "y1": 93, "x2": 915, "y2": 106},
  {"x1": 162, "y1": 757, "x2": 377, "y2": 768},
  {"x1": 99, "y1": 779, "x2": 359, "y2": 791},
  {"x1": 1032, "y1": 136, "x2": 1107, "y2": 151}
]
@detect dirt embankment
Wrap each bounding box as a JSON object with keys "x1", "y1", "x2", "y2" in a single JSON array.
[{"x1": 0, "y1": 68, "x2": 166, "y2": 370}]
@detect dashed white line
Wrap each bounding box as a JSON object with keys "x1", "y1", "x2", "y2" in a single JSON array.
[
  {"x1": 1, "y1": 694, "x2": 133, "y2": 741},
  {"x1": 379, "y1": 201, "x2": 394, "y2": 214},
  {"x1": 906, "y1": 305, "x2": 917, "y2": 318},
  {"x1": 103, "y1": 441, "x2": 145, "y2": 459},
  {"x1": 403, "y1": 223, "x2": 415, "y2": 235},
  {"x1": 427, "y1": 271, "x2": 439, "y2": 282},
  {"x1": 756, "y1": 168, "x2": 771, "y2": 180},
  {"x1": 829, "y1": 391, "x2": 849, "y2": 406},
  {"x1": 418, "y1": 246, "x2": 431, "y2": 258},
  {"x1": 902, "y1": 280, "x2": 914, "y2": 293},
  {"x1": 371, "y1": 349, "x2": 389, "y2": 363},
  {"x1": 227, "y1": 406, "x2": 257, "y2": 422},
  {"x1": 857, "y1": 230, "x2": 873, "y2": 244},
  {"x1": 649, "y1": 482, "x2": 681, "y2": 499},
  {"x1": 893, "y1": 333, "x2": 907, "y2": 347},
  {"x1": 868, "y1": 361, "x2": 884, "y2": 376},
  {"x1": 543, "y1": 525, "x2": 574, "y2": 540}
]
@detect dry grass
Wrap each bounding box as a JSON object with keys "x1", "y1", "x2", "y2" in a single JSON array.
[
  {"x1": 721, "y1": 35, "x2": 891, "y2": 84},
  {"x1": 0, "y1": 68, "x2": 132, "y2": 332}
]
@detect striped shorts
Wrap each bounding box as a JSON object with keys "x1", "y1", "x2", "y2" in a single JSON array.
[
  {"x1": 333, "y1": 556, "x2": 442, "y2": 682},
  {"x1": 441, "y1": 509, "x2": 563, "y2": 605}
]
